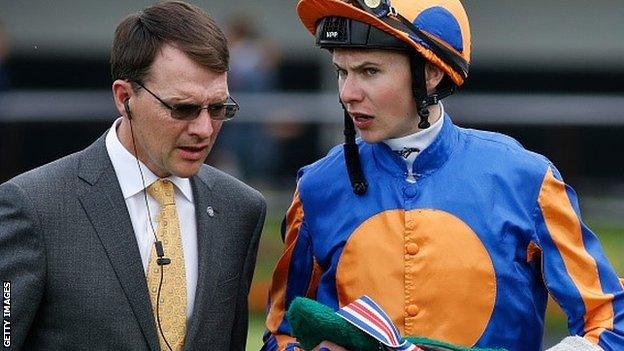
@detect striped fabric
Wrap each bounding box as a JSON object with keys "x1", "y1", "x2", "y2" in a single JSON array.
[{"x1": 337, "y1": 296, "x2": 422, "y2": 351}]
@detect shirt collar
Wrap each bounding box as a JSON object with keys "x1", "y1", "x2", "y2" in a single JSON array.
[
  {"x1": 105, "y1": 118, "x2": 193, "y2": 201},
  {"x1": 372, "y1": 107, "x2": 459, "y2": 179},
  {"x1": 382, "y1": 102, "x2": 445, "y2": 156}
]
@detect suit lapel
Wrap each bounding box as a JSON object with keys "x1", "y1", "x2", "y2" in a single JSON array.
[
  {"x1": 76, "y1": 134, "x2": 159, "y2": 351},
  {"x1": 185, "y1": 168, "x2": 229, "y2": 349}
]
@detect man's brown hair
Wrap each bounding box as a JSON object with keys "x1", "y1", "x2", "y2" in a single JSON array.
[{"x1": 110, "y1": 1, "x2": 229, "y2": 84}]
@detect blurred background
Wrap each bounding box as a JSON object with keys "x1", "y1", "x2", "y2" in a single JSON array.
[{"x1": 1, "y1": 0, "x2": 623, "y2": 349}]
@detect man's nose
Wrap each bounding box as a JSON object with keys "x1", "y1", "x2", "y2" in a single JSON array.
[
  {"x1": 187, "y1": 109, "x2": 215, "y2": 138},
  {"x1": 339, "y1": 75, "x2": 364, "y2": 104}
]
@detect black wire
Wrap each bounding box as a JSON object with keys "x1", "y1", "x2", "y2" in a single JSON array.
[
  {"x1": 128, "y1": 119, "x2": 160, "y2": 244},
  {"x1": 156, "y1": 264, "x2": 173, "y2": 351},
  {"x1": 128, "y1": 117, "x2": 174, "y2": 351}
]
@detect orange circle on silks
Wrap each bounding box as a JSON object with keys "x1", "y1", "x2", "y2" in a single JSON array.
[{"x1": 335, "y1": 209, "x2": 496, "y2": 347}]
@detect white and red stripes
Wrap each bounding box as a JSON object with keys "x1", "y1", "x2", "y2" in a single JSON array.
[{"x1": 337, "y1": 296, "x2": 422, "y2": 351}]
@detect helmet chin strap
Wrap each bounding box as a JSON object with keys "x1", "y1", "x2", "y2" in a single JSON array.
[
  {"x1": 410, "y1": 55, "x2": 430, "y2": 129},
  {"x1": 410, "y1": 54, "x2": 456, "y2": 129},
  {"x1": 341, "y1": 101, "x2": 368, "y2": 196}
]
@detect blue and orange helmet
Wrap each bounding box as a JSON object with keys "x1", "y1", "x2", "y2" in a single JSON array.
[{"x1": 297, "y1": 0, "x2": 471, "y2": 87}]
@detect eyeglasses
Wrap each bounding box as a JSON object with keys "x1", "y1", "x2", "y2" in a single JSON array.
[
  {"x1": 132, "y1": 81, "x2": 239, "y2": 121},
  {"x1": 352, "y1": 0, "x2": 468, "y2": 78}
]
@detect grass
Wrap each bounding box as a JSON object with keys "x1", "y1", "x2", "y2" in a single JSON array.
[
  {"x1": 247, "y1": 312, "x2": 267, "y2": 351},
  {"x1": 246, "y1": 214, "x2": 624, "y2": 350}
]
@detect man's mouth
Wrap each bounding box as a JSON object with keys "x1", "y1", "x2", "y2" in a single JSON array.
[
  {"x1": 351, "y1": 112, "x2": 374, "y2": 121},
  {"x1": 177, "y1": 144, "x2": 209, "y2": 160},
  {"x1": 350, "y1": 112, "x2": 374, "y2": 128},
  {"x1": 179, "y1": 145, "x2": 206, "y2": 152}
]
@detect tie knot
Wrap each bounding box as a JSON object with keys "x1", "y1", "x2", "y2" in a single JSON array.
[{"x1": 147, "y1": 179, "x2": 176, "y2": 206}]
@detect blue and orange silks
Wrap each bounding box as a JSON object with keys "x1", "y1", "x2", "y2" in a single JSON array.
[{"x1": 263, "y1": 114, "x2": 624, "y2": 351}]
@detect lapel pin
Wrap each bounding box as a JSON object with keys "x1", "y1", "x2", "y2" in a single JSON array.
[{"x1": 206, "y1": 206, "x2": 215, "y2": 217}]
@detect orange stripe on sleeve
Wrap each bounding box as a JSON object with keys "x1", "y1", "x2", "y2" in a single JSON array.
[
  {"x1": 538, "y1": 167, "x2": 614, "y2": 343},
  {"x1": 266, "y1": 189, "x2": 305, "y2": 334},
  {"x1": 305, "y1": 258, "x2": 323, "y2": 299},
  {"x1": 284, "y1": 189, "x2": 304, "y2": 246}
]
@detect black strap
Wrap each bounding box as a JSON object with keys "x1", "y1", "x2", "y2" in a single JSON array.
[
  {"x1": 341, "y1": 103, "x2": 368, "y2": 195},
  {"x1": 410, "y1": 55, "x2": 458, "y2": 129},
  {"x1": 409, "y1": 55, "x2": 430, "y2": 129}
]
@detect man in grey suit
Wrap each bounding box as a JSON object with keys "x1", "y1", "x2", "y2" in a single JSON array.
[{"x1": 0, "y1": 1, "x2": 266, "y2": 350}]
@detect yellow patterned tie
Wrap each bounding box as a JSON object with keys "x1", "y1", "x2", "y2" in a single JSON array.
[{"x1": 146, "y1": 179, "x2": 187, "y2": 351}]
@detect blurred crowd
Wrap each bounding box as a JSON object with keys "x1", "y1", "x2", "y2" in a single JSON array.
[{"x1": 212, "y1": 13, "x2": 322, "y2": 189}]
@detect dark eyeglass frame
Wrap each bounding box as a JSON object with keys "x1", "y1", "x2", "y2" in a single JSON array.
[
  {"x1": 131, "y1": 80, "x2": 239, "y2": 121},
  {"x1": 352, "y1": 0, "x2": 469, "y2": 78}
]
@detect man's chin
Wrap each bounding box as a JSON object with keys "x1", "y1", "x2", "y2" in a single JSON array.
[
  {"x1": 169, "y1": 161, "x2": 204, "y2": 178},
  {"x1": 360, "y1": 133, "x2": 383, "y2": 144}
]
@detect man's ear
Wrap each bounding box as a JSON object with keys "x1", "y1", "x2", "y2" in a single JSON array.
[
  {"x1": 424, "y1": 63, "x2": 444, "y2": 94},
  {"x1": 112, "y1": 80, "x2": 134, "y2": 118}
]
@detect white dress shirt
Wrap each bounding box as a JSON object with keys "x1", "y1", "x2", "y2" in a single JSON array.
[
  {"x1": 383, "y1": 102, "x2": 445, "y2": 183},
  {"x1": 105, "y1": 118, "x2": 198, "y2": 319}
]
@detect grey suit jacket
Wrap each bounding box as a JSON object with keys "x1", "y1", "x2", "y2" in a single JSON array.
[{"x1": 0, "y1": 133, "x2": 266, "y2": 350}]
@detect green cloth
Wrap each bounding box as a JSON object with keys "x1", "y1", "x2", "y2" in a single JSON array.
[{"x1": 287, "y1": 297, "x2": 507, "y2": 351}]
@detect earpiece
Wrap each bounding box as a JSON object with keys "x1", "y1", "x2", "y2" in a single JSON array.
[{"x1": 124, "y1": 98, "x2": 132, "y2": 120}]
